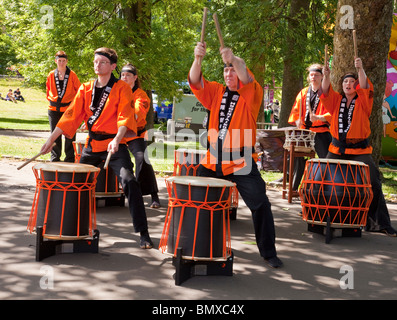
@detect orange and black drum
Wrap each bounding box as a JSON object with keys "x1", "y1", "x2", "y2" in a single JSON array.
[
  {"x1": 159, "y1": 176, "x2": 235, "y2": 261},
  {"x1": 28, "y1": 162, "x2": 100, "y2": 240},
  {"x1": 299, "y1": 159, "x2": 373, "y2": 242}
]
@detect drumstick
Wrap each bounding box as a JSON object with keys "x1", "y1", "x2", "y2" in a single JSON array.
[
  {"x1": 324, "y1": 44, "x2": 328, "y2": 67},
  {"x1": 104, "y1": 151, "x2": 112, "y2": 170},
  {"x1": 198, "y1": 7, "x2": 208, "y2": 66},
  {"x1": 353, "y1": 30, "x2": 358, "y2": 58},
  {"x1": 17, "y1": 143, "x2": 56, "y2": 170},
  {"x1": 213, "y1": 13, "x2": 225, "y2": 49},
  {"x1": 298, "y1": 92, "x2": 302, "y2": 128}
]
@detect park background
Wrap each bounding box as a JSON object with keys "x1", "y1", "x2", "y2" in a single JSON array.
[{"x1": 0, "y1": 0, "x2": 396, "y2": 199}]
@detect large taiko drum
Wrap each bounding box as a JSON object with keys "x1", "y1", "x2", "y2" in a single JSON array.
[
  {"x1": 73, "y1": 139, "x2": 121, "y2": 196},
  {"x1": 159, "y1": 176, "x2": 235, "y2": 260},
  {"x1": 283, "y1": 128, "x2": 316, "y2": 153},
  {"x1": 299, "y1": 159, "x2": 373, "y2": 228},
  {"x1": 28, "y1": 162, "x2": 100, "y2": 240}
]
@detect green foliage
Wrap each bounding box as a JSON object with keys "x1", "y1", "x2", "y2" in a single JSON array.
[{"x1": 1, "y1": 0, "x2": 337, "y2": 98}]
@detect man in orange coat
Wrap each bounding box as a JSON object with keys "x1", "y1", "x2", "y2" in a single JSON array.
[
  {"x1": 46, "y1": 51, "x2": 81, "y2": 162},
  {"x1": 288, "y1": 64, "x2": 332, "y2": 190},
  {"x1": 189, "y1": 42, "x2": 283, "y2": 268},
  {"x1": 41, "y1": 48, "x2": 153, "y2": 248}
]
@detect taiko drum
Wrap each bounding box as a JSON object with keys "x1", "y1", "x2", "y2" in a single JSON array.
[
  {"x1": 28, "y1": 162, "x2": 100, "y2": 240},
  {"x1": 299, "y1": 159, "x2": 373, "y2": 228},
  {"x1": 159, "y1": 176, "x2": 235, "y2": 260}
]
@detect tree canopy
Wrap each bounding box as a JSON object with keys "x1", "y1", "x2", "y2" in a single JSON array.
[{"x1": 1, "y1": 0, "x2": 337, "y2": 102}]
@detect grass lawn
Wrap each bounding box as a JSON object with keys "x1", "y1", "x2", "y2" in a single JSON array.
[{"x1": 0, "y1": 78, "x2": 49, "y2": 131}]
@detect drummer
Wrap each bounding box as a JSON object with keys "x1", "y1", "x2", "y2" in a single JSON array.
[
  {"x1": 188, "y1": 42, "x2": 283, "y2": 268},
  {"x1": 288, "y1": 64, "x2": 332, "y2": 191},
  {"x1": 120, "y1": 63, "x2": 161, "y2": 209},
  {"x1": 320, "y1": 57, "x2": 397, "y2": 237},
  {"x1": 40, "y1": 47, "x2": 154, "y2": 248}
]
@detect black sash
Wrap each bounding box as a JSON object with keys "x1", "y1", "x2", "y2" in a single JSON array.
[
  {"x1": 338, "y1": 94, "x2": 357, "y2": 142},
  {"x1": 332, "y1": 137, "x2": 369, "y2": 154},
  {"x1": 54, "y1": 66, "x2": 71, "y2": 112},
  {"x1": 215, "y1": 88, "x2": 240, "y2": 175},
  {"x1": 87, "y1": 73, "x2": 118, "y2": 132}
]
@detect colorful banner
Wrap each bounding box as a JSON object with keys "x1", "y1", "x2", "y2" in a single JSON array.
[{"x1": 383, "y1": 13, "x2": 397, "y2": 161}]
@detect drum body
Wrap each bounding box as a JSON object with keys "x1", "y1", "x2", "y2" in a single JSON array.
[
  {"x1": 173, "y1": 148, "x2": 206, "y2": 176},
  {"x1": 159, "y1": 176, "x2": 235, "y2": 260},
  {"x1": 299, "y1": 159, "x2": 373, "y2": 228},
  {"x1": 28, "y1": 163, "x2": 100, "y2": 239},
  {"x1": 73, "y1": 139, "x2": 120, "y2": 195},
  {"x1": 284, "y1": 128, "x2": 316, "y2": 153}
]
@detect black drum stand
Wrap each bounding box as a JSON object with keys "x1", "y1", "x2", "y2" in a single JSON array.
[
  {"x1": 307, "y1": 217, "x2": 362, "y2": 244},
  {"x1": 172, "y1": 248, "x2": 234, "y2": 286},
  {"x1": 35, "y1": 226, "x2": 100, "y2": 261}
]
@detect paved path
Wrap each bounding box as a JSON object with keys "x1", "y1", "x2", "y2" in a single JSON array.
[
  {"x1": 1, "y1": 130, "x2": 397, "y2": 306},
  {"x1": 1, "y1": 157, "x2": 397, "y2": 304}
]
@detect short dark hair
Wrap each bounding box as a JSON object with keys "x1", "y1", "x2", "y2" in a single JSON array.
[{"x1": 94, "y1": 47, "x2": 118, "y2": 64}]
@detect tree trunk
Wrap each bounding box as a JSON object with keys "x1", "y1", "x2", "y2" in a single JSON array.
[
  {"x1": 279, "y1": 0, "x2": 310, "y2": 128},
  {"x1": 332, "y1": 0, "x2": 394, "y2": 164},
  {"x1": 122, "y1": 1, "x2": 155, "y2": 130}
]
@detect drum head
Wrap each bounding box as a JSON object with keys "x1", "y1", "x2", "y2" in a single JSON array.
[
  {"x1": 166, "y1": 175, "x2": 235, "y2": 188},
  {"x1": 33, "y1": 162, "x2": 100, "y2": 173}
]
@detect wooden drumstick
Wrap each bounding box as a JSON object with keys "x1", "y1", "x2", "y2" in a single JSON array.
[
  {"x1": 298, "y1": 92, "x2": 302, "y2": 128},
  {"x1": 198, "y1": 7, "x2": 208, "y2": 66},
  {"x1": 213, "y1": 13, "x2": 225, "y2": 49},
  {"x1": 353, "y1": 30, "x2": 358, "y2": 58},
  {"x1": 104, "y1": 151, "x2": 112, "y2": 170},
  {"x1": 17, "y1": 143, "x2": 56, "y2": 170},
  {"x1": 324, "y1": 44, "x2": 328, "y2": 66}
]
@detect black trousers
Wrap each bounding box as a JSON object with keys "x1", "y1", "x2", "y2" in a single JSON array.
[
  {"x1": 198, "y1": 159, "x2": 277, "y2": 259},
  {"x1": 292, "y1": 131, "x2": 332, "y2": 190},
  {"x1": 48, "y1": 109, "x2": 75, "y2": 162},
  {"x1": 127, "y1": 138, "x2": 159, "y2": 196},
  {"x1": 80, "y1": 144, "x2": 148, "y2": 233},
  {"x1": 326, "y1": 152, "x2": 393, "y2": 231}
]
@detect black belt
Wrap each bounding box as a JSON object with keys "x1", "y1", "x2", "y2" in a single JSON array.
[
  {"x1": 49, "y1": 100, "x2": 71, "y2": 112},
  {"x1": 89, "y1": 131, "x2": 116, "y2": 141},
  {"x1": 304, "y1": 124, "x2": 329, "y2": 130},
  {"x1": 332, "y1": 137, "x2": 369, "y2": 154}
]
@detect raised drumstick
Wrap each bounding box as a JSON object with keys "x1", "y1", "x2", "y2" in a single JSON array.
[
  {"x1": 17, "y1": 143, "x2": 56, "y2": 170},
  {"x1": 213, "y1": 13, "x2": 225, "y2": 49},
  {"x1": 198, "y1": 7, "x2": 208, "y2": 66},
  {"x1": 353, "y1": 30, "x2": 358, "y2": 58}
]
